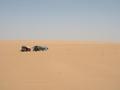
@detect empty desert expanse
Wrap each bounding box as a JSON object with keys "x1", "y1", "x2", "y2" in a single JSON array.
[{"x1": 0, "y1": 40, "x2": 120, "y2": 90}]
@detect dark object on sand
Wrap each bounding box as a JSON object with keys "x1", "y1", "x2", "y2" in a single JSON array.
[
  {"x1": 32, "y1": 46, "x2": 48, "y2": 52},
  {"x1": 21, "y1": 46, "x2": 31, "y2": 52}
]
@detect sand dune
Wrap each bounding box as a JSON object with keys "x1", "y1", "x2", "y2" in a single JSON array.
[{"x1": 0, "y1": 41, "x2": 120, "y2": 90}]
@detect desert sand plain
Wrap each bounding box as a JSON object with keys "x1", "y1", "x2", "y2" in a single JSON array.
[{"x1": 0, "y1": 40, "x2": 120, "y2": 90}]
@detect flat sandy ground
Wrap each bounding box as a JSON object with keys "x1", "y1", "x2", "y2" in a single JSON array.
[{"x1": 0, "y1": 41, "x2": 120, "y2": 90}]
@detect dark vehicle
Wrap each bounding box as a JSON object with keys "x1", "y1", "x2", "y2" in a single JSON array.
[
  {"x1": 32, "y1": 46, "x2": 48, "y2": 52},
  {"x1": 21, "y1": 46, "x2": 31, "y2": 52}
]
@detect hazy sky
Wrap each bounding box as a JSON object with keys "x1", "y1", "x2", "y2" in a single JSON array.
[{"x1": 0, "y1": 0, "x2": 120, "y2": 41}]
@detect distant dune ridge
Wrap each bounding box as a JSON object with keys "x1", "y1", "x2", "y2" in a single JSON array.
[{"x1": 0, "y1": 41, "x2": 120, "y2": 90}]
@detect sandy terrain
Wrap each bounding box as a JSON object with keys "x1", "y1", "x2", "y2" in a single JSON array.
[{"x1": 0, "y1": 40, "x2": 120, "y2": 90}]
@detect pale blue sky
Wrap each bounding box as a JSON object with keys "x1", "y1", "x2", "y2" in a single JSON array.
[{"x1": 0, "y1": 0, "x2": 120, "y2": 41}]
